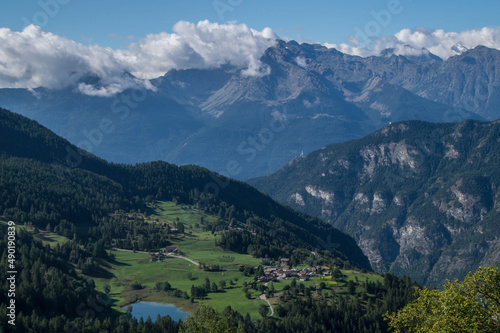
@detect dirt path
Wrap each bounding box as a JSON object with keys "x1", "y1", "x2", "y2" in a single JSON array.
[
  {"x1": 114, "y1": 248, "x2": 200, "y2": 266},
  {"x1": 164, "y1": 254, "x2": 199, "y2": 266},
  {"x1": 114, "y1": 248, "x2": 148, "y2": 254},
  {"x1": 259, "y1": 294, "x2": 274, "y2": 316}
]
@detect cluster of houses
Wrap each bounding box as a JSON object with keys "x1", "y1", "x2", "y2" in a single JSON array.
[
  {"x1": 150, "y1": 246, "x2": 179, "y2": 262},
  {"x1": 259, "y1": 258, "x2": 330, "y2": 282},
  {"x1": 150, "y1": 248, "x2": 331, "y2": 284}
]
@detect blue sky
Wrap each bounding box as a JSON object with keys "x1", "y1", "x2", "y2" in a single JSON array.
[
  {"x1": 2, "y1": 0, "x2": 500, "y2": 48},
  {"x1": 1, "y1": 0, "x2": 500, "y2": 95}
]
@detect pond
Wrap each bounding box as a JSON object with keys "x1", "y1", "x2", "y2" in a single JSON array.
[{"x1": 124, "y1": 301, "x2": 189, "y2": 322}]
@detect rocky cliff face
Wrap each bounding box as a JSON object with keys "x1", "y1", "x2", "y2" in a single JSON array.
[
  {"x1": 249, "y1": 120, "x2": 500, "y2": 286},
  {"x1": 377, "y1": 46, "x2": 500, "y2": 120}
]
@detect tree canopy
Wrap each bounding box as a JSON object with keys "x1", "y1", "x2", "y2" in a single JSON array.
[{"x1": 387, "y1": 266, "x2": 500, "y2": 332}]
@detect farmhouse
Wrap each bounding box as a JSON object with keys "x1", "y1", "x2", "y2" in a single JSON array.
[{"x1": 165, "y1": 246, "x2": 178, "y2": 253}]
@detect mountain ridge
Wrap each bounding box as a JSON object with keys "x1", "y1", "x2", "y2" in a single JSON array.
[
  {"x1": 1, "y1": 41, "x2": 496, "y2": 179},
  {"x1": 0, "y1": 107, "x2": 370, "y2": 269},
  {"x1": 248, "y1": 119, "x2": 500, "y2": 286}
]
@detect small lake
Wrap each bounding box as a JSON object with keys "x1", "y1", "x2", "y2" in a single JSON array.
[{"x1": 124, "y1": 301, "x2": 189, "y2": 322}]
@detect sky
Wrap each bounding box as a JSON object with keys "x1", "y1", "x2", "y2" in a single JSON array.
[
  {"x1": 2, "y1": 0, "x2": 499, "y2": 48},
  {"x1": 1, "y1": 0, "x2": 500, "y2": 96}
]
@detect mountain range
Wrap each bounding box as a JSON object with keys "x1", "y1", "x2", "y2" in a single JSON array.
[
  {"x1": 249, "y1": 119, "x2": 500, "y2": 286},
  {"x1": 1, "y1": 42, "x2": 499, "y2": 179}
]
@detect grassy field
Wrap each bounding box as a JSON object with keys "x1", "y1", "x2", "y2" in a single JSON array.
[
  {"x1": 93, "y1": 247, "x2": 386, "y2": 318},
  {"x1": 146, "y1": 202, "x2": 261, "y2": 268},
  {"x1": 33, "y1": 231, "x2": 70, "y2": 246},
  {"x1": 148, "y1": 201, "x2": 219, "y2": 227},
  {"x1": 87, "y1": 202, "x2": 267, "y2": 318},
  {"x1": 171, "y1": 231, "x2": 260, "y2": 268},
  {"x1": 0, "y1": 220, "x2": 69, "y2": 247},
  {"x1": 1, "y1": 202, "x2": 387, "y2": 321},
  {"x1": 1, "y1": 206, "x2": 268, "y2": 319},
  {"x1": 91, "y1": 250, "x2": 266, "y2": 318}
]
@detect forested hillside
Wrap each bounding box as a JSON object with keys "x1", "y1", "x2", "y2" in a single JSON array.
[
  {"x1": 250, "y1": 119, "x2": 500, "y2": 286},
  {"x1": 0, "y1": 107, "x2": 425, "y2": 332},
  {"x1": 0, "y1": 107, "x2": 369, "y2": 269}
]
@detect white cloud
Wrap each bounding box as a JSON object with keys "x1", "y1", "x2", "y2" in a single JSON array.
[
  {"x1": 119, "y1": 20, "x2": 277, "y2": 78},
  {"x1": 295, "y1": 56, "x2": 308, "y2": 68},
  {"x1": 0, "y1": 25, "x2": 131, "y2": 93},
  {"x1": 0, "y1": 21, "x2": 277, "y2": 96},
  {"x1": 326, "y1": 26, "x2": 500, "y2": 60}
]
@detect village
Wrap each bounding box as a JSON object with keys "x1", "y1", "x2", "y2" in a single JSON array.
[
  {"x1": 149, "y1": 246, "x2": 180, "y2": 262},
  {"x1": 259, "y1": 258, "x2": 332, "y2": 282},
  {"x1": 149, "y1": 246, "x2": 333, "y2": 283}
]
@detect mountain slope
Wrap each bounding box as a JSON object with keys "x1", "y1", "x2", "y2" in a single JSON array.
[
  {"x1": 249, "y1": 119, "x2": 500, "y2": 286},
  {"x1": 0, "y1": 107, "x2": 370, "y2": 269},
  {"x1": 375, "y1": 46, "x2": 500, "y2": 120},
  {"x1": 1, "y1": 41, "x2": 494, "y2": 180}
]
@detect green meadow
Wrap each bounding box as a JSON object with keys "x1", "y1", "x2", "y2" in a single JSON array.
[
  {"x1": 147, "y1": 201, "x2": 261, "y2": 268},
  {"x1": 91, "y1": 202, "x2": 267, "y2": 318},
  {"x1": 92, "y1": 250, "x2": 266, "y2": 318},
  {"x1": 2, "y1": 202, "x2": 387, "y2": 320},
  {"x1": 0, "y1": 220, "x2": 69, "y2": 247}
]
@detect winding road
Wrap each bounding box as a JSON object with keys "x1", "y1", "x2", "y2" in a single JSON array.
[
  {"x1": 259, "y1": 294, "x2": 274, "y2": 317},
  {"x1": 113, "y1": 248, "x2": 200, "y2": 266}
]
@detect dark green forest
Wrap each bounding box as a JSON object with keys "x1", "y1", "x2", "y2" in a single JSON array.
[{"x1": 0, "y1": 107, "x2": 369, "y2": 269}]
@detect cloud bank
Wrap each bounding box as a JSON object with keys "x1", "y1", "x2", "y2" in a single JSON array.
[
  {"x1": 326, "y1": 26, "x2": 500, "y2": 60},
  {"x1": 0, "y1": 21, "x2": 277, "y2": 96},
  {"x1": 3, "y1": 22, "x2": 500, "y2": 96}
]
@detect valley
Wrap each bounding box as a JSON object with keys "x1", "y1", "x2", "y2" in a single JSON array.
[
  {"x1": 1, "y1": 200, "x2": 396, "y2": 326},
  {"x1": 0, "y1": 106, "x2": 418, "y2": 331},
  {"x1": 2, "y1": 8, "x2": 500, "y2": 329}
]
